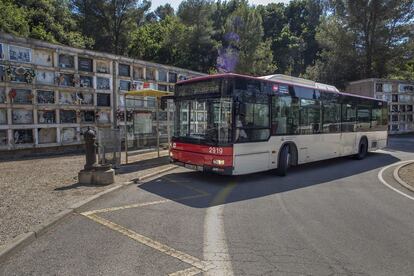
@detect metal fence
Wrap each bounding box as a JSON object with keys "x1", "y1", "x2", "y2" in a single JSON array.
[
  {"x1": 119, "y1": 96, "x2": 174, "y2": 163},
  {"x1": 97, "y1": 127, "x2": 121, "y2": 168}
]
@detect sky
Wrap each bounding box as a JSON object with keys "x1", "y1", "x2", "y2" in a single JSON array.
[{"x1": 149, "y1": 0, "x2": 292, "y2": 11}]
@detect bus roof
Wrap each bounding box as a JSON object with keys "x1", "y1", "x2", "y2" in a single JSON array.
[{"x1": 177, "y1": 73, "x2": 385, "y2": 102}]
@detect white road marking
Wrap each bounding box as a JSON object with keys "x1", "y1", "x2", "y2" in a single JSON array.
[
  {"x1": 83, "y1": 213, "x2": 214, "y2": 272},
  {"x1": 82, "y1": 178, "x2": 210, "y2": 216},
  {"x1": 81, "y1": 177, "x2": 216, "y2": 275},
  {"x1": 378, "y1": 161, "x2": 414, "y2": 201},
  {"x1": 81, "y1": 193, "x2": 207, "y2": 216},
  {"x1": 203, "y1": 183, "x2": 236, "y2": 276}
]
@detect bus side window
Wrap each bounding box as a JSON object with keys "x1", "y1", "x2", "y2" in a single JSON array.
[
  {"x1": 357, "y1": 104, "x2": 371, "y2": 131},
  {"x1": 371, "y1": 101, "x2": 388, "y2": 131},
  {"x1": 299, "y1": 98, "x2": 321, "y2": 134},
  {"x1": 371, "y1": 103, "x2": 381, "y2": 131},
  {"x1": 272, "y1": 96, "x2": 299, "y2": 135},
  {"x1": 382, "y1": 104, "x2": 389, "y2": 127},
  {"x1": 322, "y1": 101, "x2": 341, "y2": 133},
  {"x1": 341, "y1": 103, "x2": 356, "y2": 132}
]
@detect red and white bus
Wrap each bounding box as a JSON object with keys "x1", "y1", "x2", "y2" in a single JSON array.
[{"x1": 169, "y1": 73, "x2": 388, "y2": 175}]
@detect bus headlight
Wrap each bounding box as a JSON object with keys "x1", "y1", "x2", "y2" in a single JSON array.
[{"x1": 212, "y1": 159, "x2": 225, "y2": 165}]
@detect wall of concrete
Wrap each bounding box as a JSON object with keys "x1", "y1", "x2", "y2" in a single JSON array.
[
  {"x1": 0, "y1": 32, "x2": 205, "y2": 152},
  {"x1": 346, "y1": 79, "x2": 414, "y2": 134},
  {"x1": 345, "y1": 80, "x2": 375, "y2": 98}
]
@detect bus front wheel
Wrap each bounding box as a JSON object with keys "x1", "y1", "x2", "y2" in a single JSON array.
[
  {"x1": 355, "y1": 138, "x2": 368, "y2": 160},
  {"x1": 277, "y1": 145, "x2": 290, "y2": 176}
]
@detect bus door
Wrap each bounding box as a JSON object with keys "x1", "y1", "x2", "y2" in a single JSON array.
[
  {"x1": 271, "y1": 95, "x2": 302, "y2": 163},
  {"x1": 340, "y1": 103, "x2": 357, "y2": 155}
]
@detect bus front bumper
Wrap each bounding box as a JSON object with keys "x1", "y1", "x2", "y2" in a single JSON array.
[{"x1": 170, "y1": 158, "x2": 234, "y2": 175}]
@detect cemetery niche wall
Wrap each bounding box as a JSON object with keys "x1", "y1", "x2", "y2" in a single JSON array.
[
  {"x1": 38, "y1": 128, "x2": 57, "y2": 144},
  {"x1": 0, "y1": 33, "x2": 203, "y2": 151}
]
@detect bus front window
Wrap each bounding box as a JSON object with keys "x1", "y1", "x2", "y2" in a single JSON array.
[
  {"x1": 234, "y1": 101, "x2": 270, "y2": 142},
  {"x1": 174, "y1": 98, "x2": 232, "y2": 145}
]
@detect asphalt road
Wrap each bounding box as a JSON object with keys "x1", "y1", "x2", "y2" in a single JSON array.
[{"x1": 1, "y1": 136, "x2": 414, "y2": 276}]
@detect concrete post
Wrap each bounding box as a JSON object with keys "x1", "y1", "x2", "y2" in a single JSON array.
[
  {"x1": 83, "y1": 127, "x2": 97, "y2": 170},
  {"x1": 78, "y1": 127, "x2": 114, "y2": 185}
]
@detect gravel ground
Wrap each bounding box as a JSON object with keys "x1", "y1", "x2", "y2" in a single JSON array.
[
  {"x1": 0, "y1": 150, "x2": 170, "y2": 249},
  {"x1": 398, "y1": 163, "x2": 414, "y2": 189}
]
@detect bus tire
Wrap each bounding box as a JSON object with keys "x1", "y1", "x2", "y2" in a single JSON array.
[
  {"x1": 277, "y1": 145, "x2": 290, "y2": 176},
  {"x1": 355, "y1": 138, "x2": 368, "y2": 160}
]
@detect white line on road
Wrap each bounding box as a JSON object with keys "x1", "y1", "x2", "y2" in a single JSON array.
[
  {"x1": 203, "y1": 182, "x2": 236, "y2": 276},
  {"x1": 83, "y1": 213, "x2": 214, "y2": 272},
  {"x1": 81, "y1": 194, "x2": 208, "y2": 215},
  {"x1": 378, "y1": 161, "x2": 414, "y2": 201}
]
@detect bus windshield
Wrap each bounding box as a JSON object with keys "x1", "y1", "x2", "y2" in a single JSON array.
[{"x1": 174, "y1": 97, "x2": 232, "y2": 145}]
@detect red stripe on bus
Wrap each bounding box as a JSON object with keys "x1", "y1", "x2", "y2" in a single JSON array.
[
  {"x1": 171, "y1": 142, "x2": 233, "y2": 155},
  {"x1": 170, "y1": 142, "x2": 233, "y2": 167}
]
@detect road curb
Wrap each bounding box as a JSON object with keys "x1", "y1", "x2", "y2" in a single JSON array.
[
  {"x1": 0, "y1": 183, "x2": 130, "y2": 265},
  {"x1": 0, "y1": 232, "x2": 35, "y2": 264},
  {"x1": 393, "y1": 161, "x2": 414, "y2": 193},
  {"x1": 31, "y1": 209, "x2": 74, "y2": 238},
  {"x1": 0, "y1": 165, "x2": 176, "y2": 264},
  {"x1": 70, "y1": 183, "x2": 128, "y2": 211}
]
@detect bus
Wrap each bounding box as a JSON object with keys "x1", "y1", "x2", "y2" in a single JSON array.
[{"x1": 169, "y1": 73, "x2": 388, "y2": 175}]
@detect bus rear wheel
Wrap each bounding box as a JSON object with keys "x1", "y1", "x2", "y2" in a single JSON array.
[
  {"x1": 355, "y1": 138, "x2": 368, "y2": 160},
  {"x1": 277, "y1": 145, "x2": 290, "y2": 176}
]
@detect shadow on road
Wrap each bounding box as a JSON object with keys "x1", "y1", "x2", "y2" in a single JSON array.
[
  {"x1": 139, "y1": 151, "x2": 399, "y2": 208},
  {"x1": 115, "y1": 156, "x2": 170, "y2": 175}
]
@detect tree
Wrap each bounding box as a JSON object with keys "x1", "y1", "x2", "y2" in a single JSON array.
[
  {"x1": 324, "y1": 0, "x2": 414, "y2": 79},
  {"x1": 0, "y1": 0, "x2": 92, "y2": 48},
  {"x1": 212, "y1": 0, "x2": 248, "y2": 41},
  {"x1": 0, "y1": 0, "x2": 29, "y2": 37},
  {"x1": 177, "y1": 0, "x2": 219, "y2": 72},
  {"x1": 305, "y1": 0, "x2": 414, "y2": 88},
  {"x1": 389, "y1": 38, "x2": 414, "y2": 80},
  {"x1": 258, "y1": 2, "x2": 285, "y2": 40},
  {"x1": 154, "y1": 4, "x2": 174, "y2": 20},
  {"x1": 304, "y1": 16, "x2": 360, "y2": 89},
  {"x1": 222, "y1": 3, "x2": 276, "y2": 75},
  {"x1": 144, "y1": 3, "x2": 174, "y2": 22},
  {"x1": 128, "y1": 16, "x2": 188, "y2": 66},
  {"x1": 177, "y1": 0, "x2": 214, "y2": 25},
  {"x1": 73, "y1": 0, "x2": 150, "y2": 54}
]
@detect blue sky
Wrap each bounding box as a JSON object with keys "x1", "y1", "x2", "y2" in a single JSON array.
[{"x1": 149, "y1": 0, "x2": 292, "y2": 11}]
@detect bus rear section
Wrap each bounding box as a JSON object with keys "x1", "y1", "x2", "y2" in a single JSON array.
[{"x1": 170, "y1": 142, "x2": 233, "y2": 174}]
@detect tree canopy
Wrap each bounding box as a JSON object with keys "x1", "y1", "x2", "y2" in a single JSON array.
[{"x1": 1, "y1": 0, "x2": 413, "y2": 87}]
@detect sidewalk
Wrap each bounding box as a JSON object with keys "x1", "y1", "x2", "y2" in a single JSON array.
[
  {"x1": 397, "y1": 162, "x2": 414, "y2": 191},
  {"x1": 0, "y1": 150, "x2": 171, "y2": 249}
]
